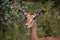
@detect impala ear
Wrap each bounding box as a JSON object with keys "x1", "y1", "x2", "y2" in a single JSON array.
[
  {"x1": 19, "y1": 10, "x2": 27, "y2": 17},
  {"x1": 33, "y1": 10, "x2": 45, "y2": 20}
]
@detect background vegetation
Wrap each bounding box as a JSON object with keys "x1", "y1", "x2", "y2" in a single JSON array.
[{"x1": 0, "y1": 0, "x2": 60, "y2": 40}]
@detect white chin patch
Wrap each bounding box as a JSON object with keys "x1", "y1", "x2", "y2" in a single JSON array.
[{"x1": 27, "y1": 26, "x2": 31, "y2": 28}]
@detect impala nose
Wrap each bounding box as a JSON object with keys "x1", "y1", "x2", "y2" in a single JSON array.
[
  {"x1": 24, "y1": 25, "x2": 29, "y2": 29},
  {"x1": 25, "y1": 25, "x2": 28, "y2": 27}
]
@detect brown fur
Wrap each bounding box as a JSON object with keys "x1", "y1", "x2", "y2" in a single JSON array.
[{"x1": 25, "y1": 13, "x2": 60, "y2": 40}]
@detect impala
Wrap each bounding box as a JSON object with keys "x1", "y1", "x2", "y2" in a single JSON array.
[{"x1": 19, "y1": 10, "x2": 60, "y2": 40}]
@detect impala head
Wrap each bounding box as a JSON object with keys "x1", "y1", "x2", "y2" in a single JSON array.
[
  {"x1": 25, "y1": 13, "x2": 36, "y2": 28},
  {"x1": 19, "y1": 10, "x2": 45, "y2": 29}
]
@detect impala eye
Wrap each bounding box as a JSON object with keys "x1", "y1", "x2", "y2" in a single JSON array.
[
  {"x1": 33, "y1": 17, "x2": 36, "y2": 20},
  {"x1": 33, "y1": 15, "x2": 36, "y2": 20}
]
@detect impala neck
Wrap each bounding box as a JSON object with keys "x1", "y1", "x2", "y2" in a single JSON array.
[{"x1": 30, "y1": 20, "x2": 38, "y2": 40}]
